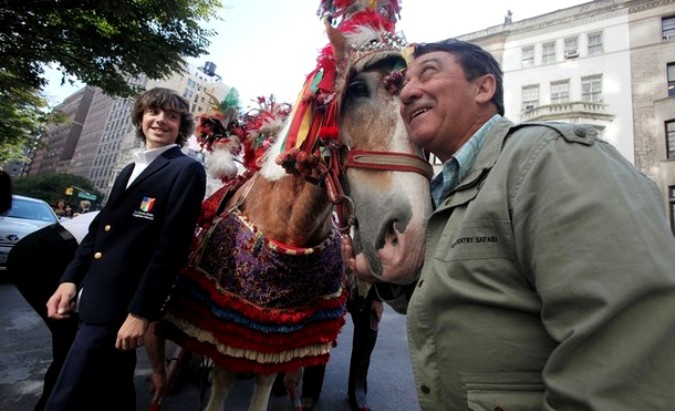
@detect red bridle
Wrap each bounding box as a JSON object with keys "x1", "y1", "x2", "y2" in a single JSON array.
[{"x1": 319, "y1": 145, "x2": 433, "y2": 233}]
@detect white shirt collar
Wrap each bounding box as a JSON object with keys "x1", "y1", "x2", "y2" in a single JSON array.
[
  {"x1": 132, "y1": 144, "x2": 177, "y2": 165},
  {"x1": 127, "y1": 144, "x2": 177, "y2": 188}
]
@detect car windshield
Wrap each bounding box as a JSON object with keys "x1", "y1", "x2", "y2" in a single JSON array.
[{"x1": 2, "y1": 198, "x2": 58, "y2": 223}]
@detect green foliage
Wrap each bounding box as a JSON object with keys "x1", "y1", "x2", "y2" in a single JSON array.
[
  {"x1": 0, "y1": 0, "x2": 223, "y2": 98},
  {"x1": 0, "y1": 0, "x2": 222, "y2": 163},
  {"x1": 12, "y1": 173, "x2": 103, "y2": 207},
  {"x1": 0, "y1": 81, "x2": 68, "y2": 165}
]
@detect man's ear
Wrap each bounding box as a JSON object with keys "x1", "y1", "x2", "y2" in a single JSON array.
[{"x1": 475, "y1": 74, "x2": 497, "y2": 104}]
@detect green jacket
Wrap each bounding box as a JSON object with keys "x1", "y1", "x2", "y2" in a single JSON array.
[{"x1": 379, "y1": 118, "x2": 675, "y2": 410}]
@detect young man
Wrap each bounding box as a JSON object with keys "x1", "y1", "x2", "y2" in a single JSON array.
[
  {"x1": 344, "y1": 39, "x2": 675, "y2": 409},
  {"x1": 45, "y1": 87, "x2": 206, "y2": 411}
]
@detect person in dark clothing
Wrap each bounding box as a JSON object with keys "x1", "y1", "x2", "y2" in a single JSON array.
[
  {"x1": 44, "y1": 88, "x2": 206, "y2": 411},
  {"x1": 0, "y1": 169, "x2": 11, "y2": 213},
  {"x1": 346, "y1": 280, "x2": 382, "y2": 411},
  {"x1": 7, "y1": 212, "x2": 97, "y2": 411}
]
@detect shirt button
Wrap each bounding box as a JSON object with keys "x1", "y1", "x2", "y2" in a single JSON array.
[
  {"x1": 574, "y1": 127, "x2": 586, "y2": 137},
  {"x1": 104, "y1": 225, "x2": 111, "y2": 232},
  {"x1": 94, "y1": 252, "x2": 102, "y2": 259},
  {"x1": 420, "y1": 384, "x2": 430, "y2": 394}
]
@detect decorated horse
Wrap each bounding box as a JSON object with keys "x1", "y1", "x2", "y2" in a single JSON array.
[{"x1": 158, "y1": 1, "x2": 432, "y2": 410}]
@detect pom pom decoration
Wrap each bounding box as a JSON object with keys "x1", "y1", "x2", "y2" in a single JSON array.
[{"x1": 194, "y1": 93, "x2": 292, "y2": 185}]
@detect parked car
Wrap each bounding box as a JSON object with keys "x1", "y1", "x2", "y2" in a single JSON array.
[{"x1": 0, "y1": 195, "x2": 59, "y2": 275}]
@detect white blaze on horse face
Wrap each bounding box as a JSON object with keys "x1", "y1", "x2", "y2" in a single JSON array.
[
  {"x1": 347, "y1": 106, "x2": 432, "y2": 285},
  {"x1": 349, "y1": 165, "x2": 431, "y2": 284}
]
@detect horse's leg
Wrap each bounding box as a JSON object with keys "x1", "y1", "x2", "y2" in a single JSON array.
[
  {"x1": 249, "y1": 372, "x2": 277, "y2": 411},
  {"x1": 283, "y1": 368, "x2": 304, "y2": 411},
  {"x1": 204, "y1": 366, "x2": 235, "y2": 411}
]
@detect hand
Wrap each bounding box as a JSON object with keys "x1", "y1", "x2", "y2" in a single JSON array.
[
  {"x1": 46, "y1": 282, "x2": 77, "y2": 319},
  {"x1": 149, "y1": 368, "x2": 168, "y2": 404},
  {"x1": 144, "y1": 322, "x2": 168, "y2": 403},
  {"x1": 116, "y1": 313, "x2": 149, "y2": 351},
  {"x1": 342, "y1": 234, "x2": 378, "y2": 284}
]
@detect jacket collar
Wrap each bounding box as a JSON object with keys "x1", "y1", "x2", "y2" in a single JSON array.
[
  {"x1": 435, "y1": 117, "x2": 515, "y2": 210},
  {"x1": 108, "y1": 146, "x2": 184, "y2": 206}
]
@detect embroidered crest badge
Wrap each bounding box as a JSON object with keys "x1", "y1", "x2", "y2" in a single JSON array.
[
  {"x1": 133, "y1": 197, "x2": 156, "y2": 221},
  {"x1": 140, "y1": 197, "x2": 156, "y2": 212}
]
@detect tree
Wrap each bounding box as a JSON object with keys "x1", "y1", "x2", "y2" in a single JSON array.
[
  {"x1": 0, "y1": 0, "x2": 223, "y2": 162},
  {"x1": 12, "y1": 173, "x2": 104, "y2": 208},
  {"x1": 0, "y1": 0, "x2": 223, "y2": 98},
  {"x1": 0, "y1": 86, "x2": 67, "y2": 166}
]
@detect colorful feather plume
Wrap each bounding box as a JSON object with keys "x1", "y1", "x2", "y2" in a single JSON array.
[{"x1": 274, "y1": 0, "x2": 403, "y2": 176}]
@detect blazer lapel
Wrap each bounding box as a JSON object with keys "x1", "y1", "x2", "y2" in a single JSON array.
[{"x1": 108, "y1": 163, "x2": 134, "y2": 203}]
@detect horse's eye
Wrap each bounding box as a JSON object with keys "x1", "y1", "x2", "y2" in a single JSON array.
[{"x1": 347, "y1": 80, "x2": 369, "y2": 98}]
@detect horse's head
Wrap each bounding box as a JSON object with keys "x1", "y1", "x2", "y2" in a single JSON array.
[{"x1": 324, "y1": 20, "x2": 432, "y2": 285}]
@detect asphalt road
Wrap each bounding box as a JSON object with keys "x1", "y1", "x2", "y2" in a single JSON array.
[{"x1": 0, "y1": 282, "x2": 420, "y2": 411}]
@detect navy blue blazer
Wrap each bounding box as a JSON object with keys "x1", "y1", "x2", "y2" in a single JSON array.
[{"x1": 60, "y1": 146, "x2": 206, "y2": 325}]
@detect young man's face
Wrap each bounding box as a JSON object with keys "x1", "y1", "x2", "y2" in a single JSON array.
[{"x1": 141, "y1": 107, "x2": 181, "y2": 149}]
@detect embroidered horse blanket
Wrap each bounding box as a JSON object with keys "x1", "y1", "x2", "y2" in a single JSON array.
[{"x1": 161, "y1": 196, "x2": 347, "y2": 373}]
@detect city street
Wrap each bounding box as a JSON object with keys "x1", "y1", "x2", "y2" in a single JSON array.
[{"x1": 0, "y1": 282, "x2": 420, "y2": 411}]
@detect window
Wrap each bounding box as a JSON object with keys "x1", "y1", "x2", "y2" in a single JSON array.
[
  {"x1": 522, "y1": 85, "x2": 540, "y2": 111},
  {"x1": 669, "y1": 186, "x2": 675, "y2": 234},
  {"x1": 582, "y1": 75, "x2": 602, "y2": 103},
  {"x1": 588, "y1": 32, "x2": 603, "y2": 56},
  {"x1": 542, "y1": 42, "x2": 556, "y2": 64},
  {"x1": 667, "y1": 120, "x2": 675, "y2": 159},
  {"x1": 564, "y1": 37, "x2": 579, "y2": 58},
  {"x1": 522, "y1": 46, "x2": 534, "y2": 67},
  {"x1": 663, "y1": 16, "x2": 675, "y2": 40},
  {"x1": 668, "y1": 63, "x2": 675, "y2": 97},
  {"x1": 551, "y1": 80, "x2": 570, "y2": 104}
]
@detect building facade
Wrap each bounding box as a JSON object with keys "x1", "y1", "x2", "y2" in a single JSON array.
[{"x1": 27, "y1": 86, "x2": 95, "y2": 176}]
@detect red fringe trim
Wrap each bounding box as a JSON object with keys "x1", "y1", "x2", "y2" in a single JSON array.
[
  {"x1": 174, "y1": 267, "x2": 348, "y2": 324},
  {"x1": 164, "y1": 293, "x2": 345, "y2": 351}
]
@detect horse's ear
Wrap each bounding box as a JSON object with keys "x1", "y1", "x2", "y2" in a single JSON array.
[{"x1": 324, "y1": 17, "x2": 347, "y2": 62}]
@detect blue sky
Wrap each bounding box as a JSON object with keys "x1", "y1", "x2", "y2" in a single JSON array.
[{"x1": 42, "y1": 0, "x2": 588, "y2": 109}]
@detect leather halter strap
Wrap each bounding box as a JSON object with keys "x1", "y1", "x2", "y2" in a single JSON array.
[
  {"x1": 344, "y1": 149, "x2": 434, "y2": 180},
  {"x1": 316, "y1": 146, "x2": 433, "y2": 234}
]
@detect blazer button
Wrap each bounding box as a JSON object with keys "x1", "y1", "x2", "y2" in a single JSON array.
[
  {"x1": 94, "y1": 252, "x2": 102, "y2": 259},
  {"x1": 104, "y1": 225, "x2": 111, "y2": 232},
  {"x1": 420, "y1": 384, "x2": 430, "y2": 394}
]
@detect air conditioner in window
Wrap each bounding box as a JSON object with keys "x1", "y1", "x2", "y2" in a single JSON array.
[{"x1": 565, "y1": 50, "x2": 579, "y2": 59}]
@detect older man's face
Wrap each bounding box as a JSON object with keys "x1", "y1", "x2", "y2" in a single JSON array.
[{"x1": 399, "y1": 51, "x2": 486, "y2": 162}]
